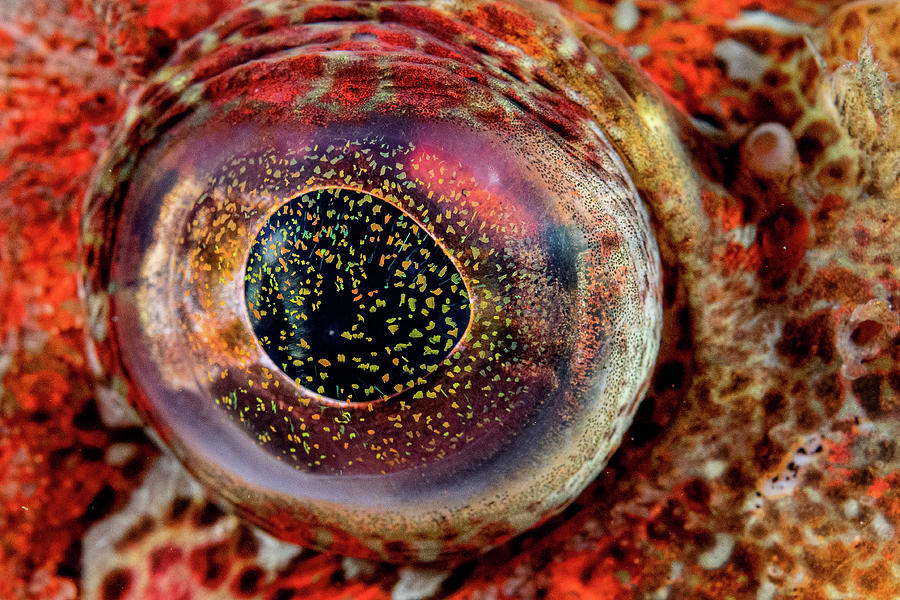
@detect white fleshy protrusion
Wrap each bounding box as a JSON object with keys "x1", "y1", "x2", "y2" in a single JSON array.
[
  {"x1": 727, "y1": 10, "x2": 811, "y2": 36},
  {"x1": 742, "y1": 122, "x2": 798, "y2": 180},
  {"x1": 714, "y1": 39, "x2": 772, "y2": 83},
  {"x1": 843, "y1": 499, "x2": 860, "y2": 519},
  {"x1": 613, "y1": 0, "x2": 640, "y2": 32},
  {"x1": 104, "y1": 443, "x2": 137, "y2": 466},
  {"x1": 871, "y1": 511, "x2": 895, "y2": 541},
  {"x1": 391, "y1": 566, "x2": 450, "y2": 600},
  {"x1": 698, "y1": 533, "x2": 735, "y2": 570},
  {"x1": 342, "y1": 556, "x2": 378, "y2": 580},
  {"x1": 254, "y1": 528, "x2": 303, "y2": 572},
  {"x1": 757, "y1": 579, "x2": 777, "y2": 600},
  {"x1": 94, "y1": 380, "x2": 142, "y2": 428}
]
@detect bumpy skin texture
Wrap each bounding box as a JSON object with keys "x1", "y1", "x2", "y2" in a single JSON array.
[{"x1": 2, "y1": 0, "x2": 900, "y2": 599}]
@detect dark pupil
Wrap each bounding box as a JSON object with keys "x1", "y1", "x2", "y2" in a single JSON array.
[{"x1": 245, "y1": 188, "x2": 471, "y2": 403}]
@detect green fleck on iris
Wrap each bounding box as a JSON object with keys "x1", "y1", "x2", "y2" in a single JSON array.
[{"x1": 245, "y1": 188, "x2": 470, "y2": 403}]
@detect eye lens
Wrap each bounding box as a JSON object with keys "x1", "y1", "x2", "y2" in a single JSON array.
[{"x1": 245, "y1": 187, "x2": 470, "y2": 403}]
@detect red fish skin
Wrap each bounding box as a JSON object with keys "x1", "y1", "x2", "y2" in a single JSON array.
[{"x1": 2, "y1": 0, "x2": 899, "y2": 599}]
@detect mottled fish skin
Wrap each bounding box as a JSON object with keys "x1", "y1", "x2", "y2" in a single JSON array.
[{"x1": 1, "y1": 0, "x2": 900, "y2": 599}]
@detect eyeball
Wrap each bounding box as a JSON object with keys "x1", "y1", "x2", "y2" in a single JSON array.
[{"x1": 81, "y1": 0, "x2": 662, "y2": 562}]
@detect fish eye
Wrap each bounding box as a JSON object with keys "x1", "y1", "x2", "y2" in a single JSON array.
[{"x1": 81, "y1": 0, "x2": 662, "y2": 562}]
